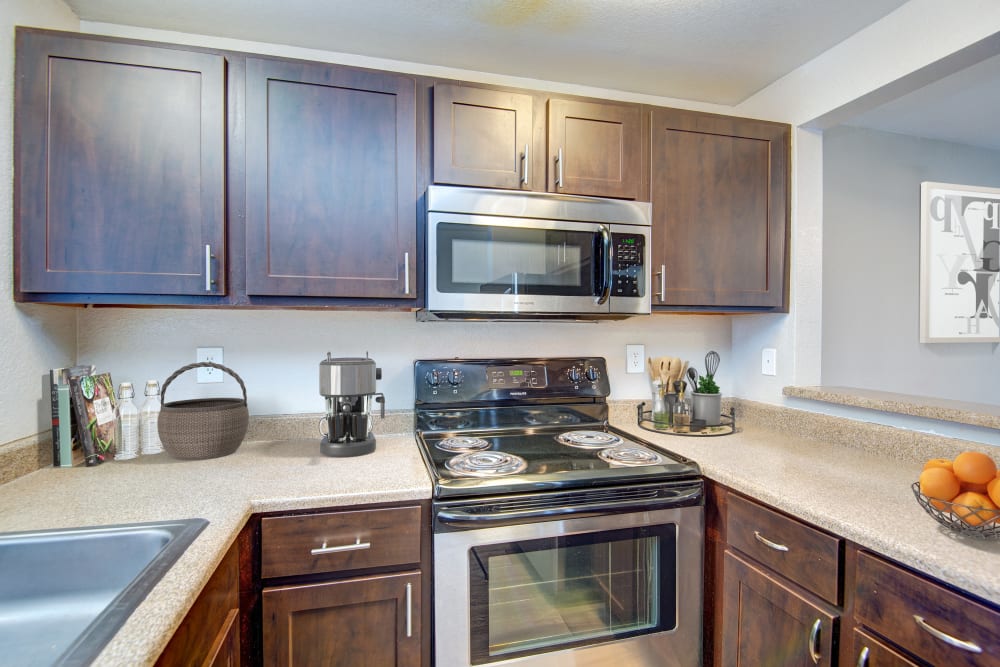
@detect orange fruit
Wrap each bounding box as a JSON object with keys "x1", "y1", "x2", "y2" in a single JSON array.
[
  {"x1": 961, "y1": 481, "x2": 989, "y2": 494},
  {"x1": 923, "y1": 458, "x2": 954, "y2": 472},
  {"x1": 950, "y1": 491, "x2": 998, "y2": 526},
  {"x1": 952, "y1": 452, "x2": 998, "y2": 485},
  {"x1": 988, "y1": 477, "x2": 1000, "y2": 508},
  {"x1": 919, "y1": 467, "x2": 961, "y2": 509}
]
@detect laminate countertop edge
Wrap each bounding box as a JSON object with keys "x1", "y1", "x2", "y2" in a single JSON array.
[{"x1": 784, "y1": 385, "x2": 1000, "y2": 431}]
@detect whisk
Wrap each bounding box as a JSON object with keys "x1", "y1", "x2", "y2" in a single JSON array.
[{"x1": 705, "y1": 350, "x2": 720, "y2": 378}]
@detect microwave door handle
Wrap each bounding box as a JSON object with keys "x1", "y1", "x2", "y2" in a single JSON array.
[{"x1": 596, "y1": 225, "x2": 612, "y2": 305}]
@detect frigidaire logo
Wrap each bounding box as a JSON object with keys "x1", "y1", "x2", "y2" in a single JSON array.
[
  {"x1": 510, "y1": 391, "x2": 528, "y2": 396},
  {"x1": 514, "y1": 300, "x2": 535, "y2": 306}
]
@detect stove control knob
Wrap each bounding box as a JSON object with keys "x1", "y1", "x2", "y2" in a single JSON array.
[
  {"x1": 585, "y1": 366, "x2": 601, "y2": 382},
  {"x1": 425, "y1": 370, "x2": 442, "y2": 387},
  {"x1": 447, "y1": 370, "x2": 464, "y2": 386},
  {"x1": 567, "y1": 367, "x2": 582, "y2": 383}
]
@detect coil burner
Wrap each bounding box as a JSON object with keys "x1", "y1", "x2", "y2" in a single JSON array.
[
  {"x1": 445, "y1": 451, "x2": 528, "y2": 478},
  {"x1": 598, "y1": 445, "x2": 665, "y2": 467},
  {"x1": 555, "y1": 430, "x2": 624, "y2": 449},
  {"x1": 436, "y1": 436, "x2": 491, "y2": 453}
]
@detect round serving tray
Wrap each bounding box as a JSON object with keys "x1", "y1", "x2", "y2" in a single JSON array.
[{"x1": 636, "y1": 403, "x2": 737, "y2": 437}]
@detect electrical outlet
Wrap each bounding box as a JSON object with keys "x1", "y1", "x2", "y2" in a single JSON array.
[
  {"x1": 761, "y1": 348, "x2": 777, "y2": 376},
  {"x1": 196, "y1": 347, "x2": 224, "y2": 383},
  {"x1": 626, "y1": 344, "x2": 645, "y2": 374}
]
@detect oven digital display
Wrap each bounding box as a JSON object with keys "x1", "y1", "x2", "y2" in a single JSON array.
[{"x1": 486, "y1": 365, "x2": 547, "y2": 388}]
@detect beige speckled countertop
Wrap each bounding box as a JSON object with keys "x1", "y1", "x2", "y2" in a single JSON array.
[
  {"x1": 2, "y1": 402, "x2": 1000, "y2": 666},
  {"x1": 0, "y1": 435, "x2": 432, "y2": 666},
  {"x1": 609, "y1": 400, "x2": 1000, "y2": 608}
]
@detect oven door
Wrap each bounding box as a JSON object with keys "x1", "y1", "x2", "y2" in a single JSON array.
[{"x1": 433, "y1": 493, "x2": 702, "y2": 666}]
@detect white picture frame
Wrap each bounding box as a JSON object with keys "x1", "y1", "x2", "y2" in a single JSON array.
[{"x1": 920, "y1": 181, "x2": 1000, "y2": 343}]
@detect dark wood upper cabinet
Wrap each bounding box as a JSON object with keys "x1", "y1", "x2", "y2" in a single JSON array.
[
  {"x1": 649, "y1": 108, "x2": 789, "y2": 310},
  {"x1": 15, "y1": 29, "x2": 226, "y2": 297},
  {"x1": 433, "y1": 84, "x2": 535, "y2": 190},
  {"x1": 547, "y1": 99, "x2": 642, "y2": 200},
  {"x1": 245, "y1": 58, "x2": 417, "y2": 298}
]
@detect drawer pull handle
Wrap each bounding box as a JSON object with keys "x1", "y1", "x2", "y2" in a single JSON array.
[
  {"x1": 405, "y1": 582, "x2": 413, "y2": 638},
  {"x1": 753, "y1": 530, "x2": 789, "y2": 552},
  {"x1": 311, "y1": 538, "x2": 371, "y2": 556},
  {"x1": 856, "y1": 645, "x2": 869, "y2": 667},
  {"x1": 521, "y1": 143, "x2": 529, "y2": 185},
  {"x1": 913, "y1": 614, "x2": 983, "y2": 654},
  {"x1": 808, "y1": 618, "x2": 822, "y2": 664}
]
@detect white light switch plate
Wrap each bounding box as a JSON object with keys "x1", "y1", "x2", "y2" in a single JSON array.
[
  {"x1": 626, "y1": 344, "x2": 645, "y2": 374},
  {"x1": 196, "y1": 347, "x2": 224, "y2": 383}
]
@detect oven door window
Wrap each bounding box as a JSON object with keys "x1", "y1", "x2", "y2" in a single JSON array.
[
  {"x1": 468, "y1": 525, "x2": 676, "y2": 664},
  {"x1": 436, "y1": 222, "x2": 600, "y2": 296}
]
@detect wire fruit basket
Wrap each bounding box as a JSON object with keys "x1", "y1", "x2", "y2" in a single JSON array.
[
  {"x1": 911, "y1": 482, "x2": 1000, "y2": 538},
  {"x1": 158, "y1": 362, "x2": 249, "y2": 460}
]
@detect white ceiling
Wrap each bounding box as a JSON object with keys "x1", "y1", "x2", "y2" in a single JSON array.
[
  {"x1": 61, "y1": 0, "x2": 1000, "y2": 149},
  {"x1": 63, "y1": 0, "x2": 911, "y2": 106}
]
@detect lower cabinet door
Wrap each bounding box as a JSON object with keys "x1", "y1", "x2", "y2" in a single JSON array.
[
  {"x1": 722, "y1": 550, "x2": 838, "y2": 667},
  {"x1": 263, "y1": 571, "x2": 420, "y2": 667},
  {"x1": 851, "y1": 627, "x2": 921, "y2": 667}
]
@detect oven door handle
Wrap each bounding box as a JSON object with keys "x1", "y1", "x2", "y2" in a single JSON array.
[{"x1": 435, "y1": 486, "x2": 702, "y2": 526}]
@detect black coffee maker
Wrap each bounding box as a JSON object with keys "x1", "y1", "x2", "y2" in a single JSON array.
[{"x1": 319, "y1": 353, "x2": 385, "y2": 457}]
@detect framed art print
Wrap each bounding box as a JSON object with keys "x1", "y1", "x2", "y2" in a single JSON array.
[{"x1": 920, "y1": 182, "x2": 1000, "y2": 343}]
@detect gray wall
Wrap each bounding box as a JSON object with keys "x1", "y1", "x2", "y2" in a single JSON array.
[{"x1": 822, "y1": 125, "x2": 1000, "y2": 403}]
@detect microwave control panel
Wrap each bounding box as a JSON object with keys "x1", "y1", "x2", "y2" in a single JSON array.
[{"x1": 611, "y1": 233, "x2": 645, "y2": 297}]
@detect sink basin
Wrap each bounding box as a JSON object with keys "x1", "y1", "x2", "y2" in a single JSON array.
[{"x1": 0, "y1": 518, "x2": 207, "y2": 666}]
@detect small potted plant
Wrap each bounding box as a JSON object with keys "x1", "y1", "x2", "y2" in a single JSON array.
[{"x1": 692, "y1": 373, "x2": 722, "y2": 426}]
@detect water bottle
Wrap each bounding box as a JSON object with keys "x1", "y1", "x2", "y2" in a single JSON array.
[
  {"x1": 115, "y1": 382, "x2": 139, "y2": 460},
  {"x1": 140, "y1": 380, "x2": 163, "y2": 455}
]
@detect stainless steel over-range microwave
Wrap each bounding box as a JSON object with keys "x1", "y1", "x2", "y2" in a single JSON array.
[{"x1": 421, "y1": 185, "x2": 652, "y2": 321}]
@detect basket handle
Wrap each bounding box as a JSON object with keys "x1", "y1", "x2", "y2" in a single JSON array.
[{"x1": 161, "y1": 362, "x2": 248, "y2": 405}]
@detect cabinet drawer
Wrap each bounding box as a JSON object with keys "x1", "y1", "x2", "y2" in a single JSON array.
[
  {"x1": 851, "y1": 627, "x2": 921, "y2": 667},
  {"x1": 855, "y1": 551, "x2": 1000, "y2": 667},
  {"x1": 261, "y1": 505, "x2": 421, "y2": 579},
  {"x1": 726, "y1": 493, "x2": 842, "y2": 604}
]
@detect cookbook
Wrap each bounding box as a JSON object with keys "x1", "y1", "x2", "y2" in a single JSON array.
[{"x1": 68, "y1": 372, "x2": 118, "y2": 466}]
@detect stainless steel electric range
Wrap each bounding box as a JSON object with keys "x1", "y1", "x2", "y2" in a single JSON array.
[{"x1": 414, "y1": 357, "x2": 703, "y2": 667}]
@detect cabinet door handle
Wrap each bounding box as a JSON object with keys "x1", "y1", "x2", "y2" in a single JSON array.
[
  {"x1": 204, "y1": 244, "x2": 214, "y2": 292},
  {"x1": 856, "y1": 645, "x2": 869, "y2": 667},
  {"x1": 404, "y1": 252, "x2": 410, "y2": 295},
  {"x1": 555, "y1": 147, "x2": 564, "y2": 187},
  {"x1": 753, "y1": 530, "x2": 790, "y2": 552},
  {"x1": 521, "y1": 144, "x2": 529, "y2": 185},
  {"x1": 310, "y1": 537, "x2": 371, "y2": 556},
  {"x1": 913, "y1": 614, "x2": 983, "y2": 653},
  {"x1": 405, "y1": 582, "x2": 413, "y2": 638},
  {"x1": 656, "y1": 265, "x2": 666, "y2": 302},
  {"x1": 808, "y1": 618, "x2": 822, "y2": 664}
]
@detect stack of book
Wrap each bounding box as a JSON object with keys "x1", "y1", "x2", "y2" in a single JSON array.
[{"x1": 49, "y1": 366, "x2": 118, "y2": 467}]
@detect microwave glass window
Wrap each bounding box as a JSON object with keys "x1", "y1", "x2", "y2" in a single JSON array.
[
  {"x1": 437, "y1": 223, "x2": 597, "y2": 296},
  {"x1": 468, "y1": 525, "x2": 676, "y2": 663}
]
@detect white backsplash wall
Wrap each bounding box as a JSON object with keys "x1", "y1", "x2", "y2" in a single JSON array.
[{"x1": 76, "y1": 309, "x2": 731, "y2": 416}]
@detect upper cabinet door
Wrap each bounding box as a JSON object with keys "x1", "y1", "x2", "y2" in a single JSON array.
[
  {"x1": 245, "y1": 58, "x2": 417, "y2": 298},
  {"x1": 547, "y1": 99, "x2": 642, "y2": 200},
  {"x1": 433, "y1": 84, "x2": 534, "y2": 190},
  {"x1": 15, "y1": 30, "x2": 226, "y2": 296},
  {"x1": 650, "y1": 108, "x2": 789, "y2": 310}
]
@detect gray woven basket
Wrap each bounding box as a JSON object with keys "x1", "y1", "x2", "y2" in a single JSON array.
[{"x1": 158, "y1": 362, "x2": 249, "y2": 460}]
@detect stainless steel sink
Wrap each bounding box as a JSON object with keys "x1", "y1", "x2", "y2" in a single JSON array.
[{"x1": 0, "y1": 518, "x2": 207, "y2": 666}]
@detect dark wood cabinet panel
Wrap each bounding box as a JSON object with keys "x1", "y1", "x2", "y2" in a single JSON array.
[
  {"x1": 851, "y1": 627, "x2": 922, "y2": 667},
  {"x1": 15, "y1": 29, "x2": 226, "y2": 297},
  {"x1": 245, "y1": 57, "x2": 416, "y2": 298},
  {"x1": 263, "y1": 571, "x2": 421, "y2": 667},
  {"x1": 547, "y1": 99, "x2": 642, "y2": 200},
  {"x1": 433, "y1": 84, "x2": 535, "y2": 190},
  {"x1": 260, "y1": 505, "x2": 421, "y2": 579},
  {"x1": 854, "y1": 551, "x2": 1000, "y2": 667},
  {"x1": 726, "y1": 493, "x2": 843, "y2": 605},
  {"x1": 157, "y1": 541, "x2": 240, "y2": 666},
  {"x1": 722, "y1": 550, "x2": 838, "y2": 667},
  {"x1": 649, "y1": 108, "x2": 789, "y2": 309}
]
